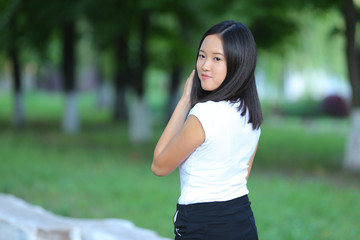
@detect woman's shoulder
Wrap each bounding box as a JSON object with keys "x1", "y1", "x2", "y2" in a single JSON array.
[
  {"x1": 193, "y1": 100, "x2": 235, "y2": 109},
  {"x1": 191, "y1": 100, "x2": 239, "y2": 120}
]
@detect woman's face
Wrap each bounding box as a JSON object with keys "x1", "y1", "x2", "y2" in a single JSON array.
[{"x1": 196, "y1": 34, "x2": 227, "y2": 91}]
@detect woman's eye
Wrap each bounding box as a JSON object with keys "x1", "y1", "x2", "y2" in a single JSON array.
[
  {"x1": 198, "y1": 54, "x2": 205, "y2": 59},
  {"x1": 214, "y1": 57, "x2": 221, "y2": 61}
]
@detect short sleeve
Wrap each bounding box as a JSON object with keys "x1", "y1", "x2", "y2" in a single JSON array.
[{"x1": 188, "y1": 102, "x2": 216, "y2": 142}]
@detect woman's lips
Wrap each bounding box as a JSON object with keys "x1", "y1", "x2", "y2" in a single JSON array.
[{"x1": 201, "y1": 74, "x2": 211, "y2": 80}]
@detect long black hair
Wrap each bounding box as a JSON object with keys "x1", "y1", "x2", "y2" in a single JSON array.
[{"x1": 190, "y1": 20, "x2": 263, "y2": 130}]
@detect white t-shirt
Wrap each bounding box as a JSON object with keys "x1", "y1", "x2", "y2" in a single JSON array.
[{"x1": 178, "y1": 100, "x2": 261, "y2": 205}]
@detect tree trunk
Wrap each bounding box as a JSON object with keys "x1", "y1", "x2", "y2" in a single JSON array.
[
  {"x1": 113, "y1": 34, "x2": 129, "y2": 121},
  {"x1": 9, "y1": 45, "x2": 25, "y2": 128},
  {"x1": 8, "y1": 12, "x2": 25, "y2": 128},
  {"x1": 114, "y1": 87, "x2": 128, "y2": 121},
  {"x1": 94, "y1": 66, "x2": 108, "y2": 108},
  {"x1": 62, "y1": 91, "x2": 79, "y2": 133},
  {"x1": 128, "y1": 13, "x2": 152, "y2": 143},
  {"x1": 343, "y1": 0, "x2": 360, "y2": 170},
  {"x1": 133, "y1": 13, "x2": 149, "y2": 97},
  {"x1": 344, "y1": 0, "x2": 360, "y2": 107},
  {"x1": 129, "y1": 96, "x2": 152, "y2": 144},
  {"x1": 61, "y1": 20, "x2": 79, "y2": 133},
  {"x1": 344, "y1": 108, "x2": 360, "y2": 170}
]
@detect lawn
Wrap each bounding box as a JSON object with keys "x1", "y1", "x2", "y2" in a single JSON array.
[{"x1": 0, "y1": 92, "x2": 359, "y2": 239}]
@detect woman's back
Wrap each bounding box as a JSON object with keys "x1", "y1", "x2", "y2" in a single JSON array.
[{"x1": 178, "y1": 100, "x2": 260, "y2": 204}]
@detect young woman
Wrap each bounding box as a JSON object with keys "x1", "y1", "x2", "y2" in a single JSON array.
[{"x1": 152, "y1": 20, "x2": 263, "y2": 240}]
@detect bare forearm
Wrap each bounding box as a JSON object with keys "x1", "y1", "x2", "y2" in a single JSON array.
[
  {"x1": 154, "y1": 98, "x2": 190, "y2": 159},
  {"x1": 152, "y1": 70, "x2": 195, "y2": 173}
]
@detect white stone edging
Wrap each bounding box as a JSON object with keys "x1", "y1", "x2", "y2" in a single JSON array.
[{"x1": 0, "y1": 193, "x2": 170, "y2": 240}]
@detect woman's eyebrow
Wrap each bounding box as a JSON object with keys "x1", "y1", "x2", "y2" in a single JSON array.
[
  {"x1": 199, "y1": 49, "x2": 224, "y2": 55},
  {"x1": 213, "y1": 52, "x2": 224, "y2": 56}
]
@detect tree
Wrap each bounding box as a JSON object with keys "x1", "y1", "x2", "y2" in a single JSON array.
[
  {"x1": 61, "y1": 18, "x2": 79, "y2": 133},
  {"x1": 228, "y1": 0, "x2": 360, "y2": 171},
  {"x1": 0, "y1": 0, "x2": 57, "y2": 128},
  {"x1": 84, "y1": 0, "x2": 131, "y2": 121},
  {"x1": 26, "y1": 0, "x2": 84, "y2": 133},
  {"x1": 0, "y1": 0, "x2": 84, "y2": 133},
  {"x1": 0, "y1": 0, "x2": 26, "y2": 128},
  {"x1": 37, "y1": 0, "x2": 86, "y2": 133},
  {"x1": 341, "y1": 0, "x2": 360, "y2": 170},
  {"x1": 304, "y1": 0, "x2": 360, "y2": 170}
]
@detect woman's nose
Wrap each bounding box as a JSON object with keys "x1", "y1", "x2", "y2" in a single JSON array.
[{"x1": 201, "y1": 59, "x2": 211, "y2": 71}]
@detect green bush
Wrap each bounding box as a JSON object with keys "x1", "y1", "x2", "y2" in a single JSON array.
[{"x1": 276, "y1": 98, "x2": 323, "y2": 117}]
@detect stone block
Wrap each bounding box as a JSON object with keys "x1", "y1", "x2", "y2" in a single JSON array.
[
  {"x1": 0, "y1": 194, "x2": 170, "y2": 240},
  {"x1": 0, "y1": 219, "x2": 27, "y2": 240}
]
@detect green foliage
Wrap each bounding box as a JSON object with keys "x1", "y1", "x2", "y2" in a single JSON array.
[
  {"x1": 276, "y1": 98, "x2": 324, "y2": 117},
  {"x1": 224, "y1": 0, "x2": 304, "y2": 51},
  {"x1": 271, "y1": 94, "x2": 350, "y2": 118},
  {"x1": 0, "y1": 0, "x2": 321, "y2": 77},
  {"x1": 286, "y1": 8, "x2": 346, "y2": 75}
]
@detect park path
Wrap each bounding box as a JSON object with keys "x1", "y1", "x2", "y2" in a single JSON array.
[{"x1": 0, "y1": 193, "x2": 170, "y2": 240}]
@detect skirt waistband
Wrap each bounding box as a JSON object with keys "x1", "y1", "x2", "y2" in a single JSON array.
[{"x1": 177, "y1": 195, "x2": 250, "y2": 212}]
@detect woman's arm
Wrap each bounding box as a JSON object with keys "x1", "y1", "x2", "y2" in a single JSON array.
[{"x1": 152, "y1": 70, "x2": 205, "y2": 176}]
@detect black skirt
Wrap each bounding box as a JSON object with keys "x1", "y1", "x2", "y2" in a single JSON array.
[{"x1": 173, "y1": 195, "x2": 258, "y2": 240}]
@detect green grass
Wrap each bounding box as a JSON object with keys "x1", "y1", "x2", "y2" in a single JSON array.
[
  {"x1": 0, "y1": 122, "x2": 179, "y2": 236},
  {"x1": 256, "y1": 116, "x2": 349, "y2": 171},
  {"x1": 0, "y1": 92, "x2": 359, "y2": 239},
  {"x1": 249, "y1": 171, "x2": 360, "y2": 239}
]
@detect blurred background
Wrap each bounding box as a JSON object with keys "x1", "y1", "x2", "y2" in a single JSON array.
[{"x1": 0, "y1": 0, "x2": 359, "y2": 239}]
